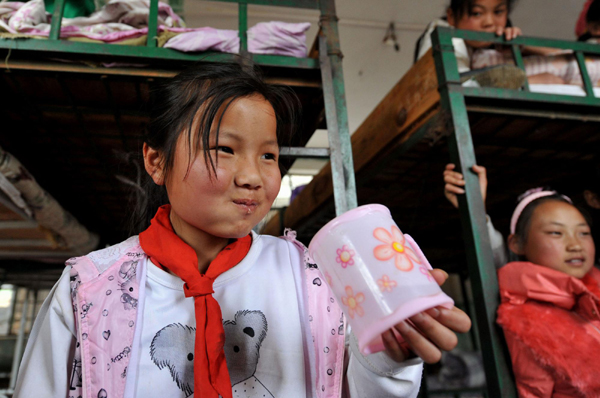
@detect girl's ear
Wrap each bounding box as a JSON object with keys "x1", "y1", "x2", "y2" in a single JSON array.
[
  {"x1": 507, "y1": 234, "x2": 524, "y2": 256},
  {"x1": 447, "y1": 8, "x2": 456, "y2": 27},
  {"x1": 143, "y1": 143, "x2": 165, "y2": 186}
]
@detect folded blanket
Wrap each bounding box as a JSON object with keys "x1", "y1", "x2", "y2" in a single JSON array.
[{"x1": 163, "y1": 22, "x2": 311, "y2": 56}]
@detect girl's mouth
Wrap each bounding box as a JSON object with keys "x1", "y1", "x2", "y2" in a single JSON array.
[
  {"x1": 565, "y1": 258, "x2": 585, "y2": 267},
  {"x1": 233, "y1": 199, "x2": 258, "y2": 213}
]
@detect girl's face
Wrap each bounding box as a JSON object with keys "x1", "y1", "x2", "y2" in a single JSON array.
[
  {"x1": 589, "y1": 22, "x2": 600, "y2": 38},
  {"x1": 511, "y1": 201, "x2": 595, "y2": 279},
  {"x1": 165, "y1": 94, "x2": 281, "y2": 241},
  {"x1": 447, "y1": 0, "x2": 509, "y2": 48}
]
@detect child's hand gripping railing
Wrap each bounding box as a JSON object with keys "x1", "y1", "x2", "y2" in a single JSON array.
[{"x1": 432, "y1": 26, "x2": 600, "y2": 103}]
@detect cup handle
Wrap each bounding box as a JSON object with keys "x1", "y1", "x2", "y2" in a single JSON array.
[{"x1": 404, "y1": 234, "x2": 433, "y2": 271}]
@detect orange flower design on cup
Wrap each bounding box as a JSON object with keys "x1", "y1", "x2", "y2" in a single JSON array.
[
  {"x1": 373, "y1": 226, "x2": 421, "y2": 271},
  {"x1": 377, "y1": 274, "x2": 398, "y2": 292},
  {"x1": 341, "y1": 286, "x2": 365, "y2": 319},
  {"x1": 336, "y1": 245, "x2": 355, "y2": 268}
]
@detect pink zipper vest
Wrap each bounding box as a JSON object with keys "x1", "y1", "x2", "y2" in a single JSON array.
[{"x1": 68, "y1": 233, "x2": 346, "y2": 398}]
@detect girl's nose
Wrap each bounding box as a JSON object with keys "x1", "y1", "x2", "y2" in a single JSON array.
[
  {"x1": 482, "y1": 13, "x2": 494, "y2": 27},
  {"x1": 234, "y1": 159, "x2": 262, "y2": 189},
  {"x1": 566, "y1": 237, "x2": 583, "y2": 251}
]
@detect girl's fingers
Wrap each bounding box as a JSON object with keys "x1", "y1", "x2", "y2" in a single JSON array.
[
  {"x1": 443, "y1": 172, "x2": 465, "y2": 186},
  {"x1": 445, "y1": 184, "x2": 465, "y2": 195},
  {"x1": 505, "y1": 27, "x2": 522, "y2": 41},
  {"x1": 381, "y1": 329, "x2": 410, "y2": 363},
  {"x1": 471, "y1": 164, "x2": 486, "y2": 175},
  {"x1": 394, "y1": 320, "x2": 443, "y2": 364},
  {"x1": 445, "y1": 163, "x2": 456, "y2": 171},
  {"x1": 425, "y1": 306, "x2": 472, "y2": 334},
  {"x1": 408, "y1": 312, "x2": 458, "y2": 352},
  {"x1": 429, "y1": 268, "x2": 448, "y2": 286}
]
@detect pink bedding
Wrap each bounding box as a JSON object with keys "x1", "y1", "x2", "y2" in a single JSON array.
[{"x1": 0, "y1": 0, "x2": 311, "y2": 57}]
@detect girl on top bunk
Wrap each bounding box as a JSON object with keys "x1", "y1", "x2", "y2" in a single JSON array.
[
  {"x1": 416, "y1": 0, "x2": 600, "y2": 87},
  {"x1": 497, "y1": 188, "x2": 600, "y2": 397},
  {"x1": 14, "y1": 62, "x2": 471, "y2": 398}
]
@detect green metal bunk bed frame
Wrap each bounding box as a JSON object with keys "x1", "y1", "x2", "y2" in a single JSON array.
[
  {"x1": 0, "y1": 0, "x2": 356, "y2": 215},
  {"x1": 426, "y1": 27, "x2": 600, "y2": 397},
  {"x1": 0, "y1": 1, "x2": 357, "y2": 395}
]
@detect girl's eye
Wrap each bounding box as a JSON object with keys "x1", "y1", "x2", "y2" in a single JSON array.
[
  {"x1": 262, "y1": 153, "x2": 277, "y2": 161},
  {"x1": 214, "y1": 146, "x2": 234, "y2": 154}
]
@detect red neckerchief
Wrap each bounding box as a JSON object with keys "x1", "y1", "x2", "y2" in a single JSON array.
[{"x1": 139, "y1": 205, "x2": 251, "y2": 398}]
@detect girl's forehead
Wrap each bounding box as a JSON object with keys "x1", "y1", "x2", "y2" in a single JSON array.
[
  {"x1": 472, "y1": 0, "x2": 507, "y2": 7},
  {"x1": 532, "y1": 201, "x2": 586, "y2": 225}
]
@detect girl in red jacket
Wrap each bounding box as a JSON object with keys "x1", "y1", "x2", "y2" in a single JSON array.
[{"x1": 497, "y1": 188, "x2": 600, "y2": 398}]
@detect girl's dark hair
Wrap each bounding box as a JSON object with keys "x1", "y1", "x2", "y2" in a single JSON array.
[
  {"x1": 449, "y1": 0, "x2": 517, "y2": 20},
  {"x1": 587, "y1": 0, "x2": 600, "y2": 24},
  {"x1": 131, "y1": 61, "x2": 301, "y2": 234}
]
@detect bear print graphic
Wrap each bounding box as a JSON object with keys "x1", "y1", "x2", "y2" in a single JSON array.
[
  {"x1": 150, "y1": 310, "x2": 273, "y2": 398},
  {"x1": 224, "y1": 310, "x2": 273, "y2": 398},
  {"x1": 150, "y1": 323, "x2": 195, "y2": 397}
]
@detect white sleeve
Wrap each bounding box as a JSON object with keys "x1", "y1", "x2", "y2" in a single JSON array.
[
  {"x1": 13, "y1": 266, "x2": 77, "y2": 398},
  {"x1": 486, "y1": 215, "x2": 508, "y2": 269},
  {"x1": 344, "y1": 332, "x2": 423, "y2": 398},
  {"x1": 416, "y1": 22, "x2": 436, "y2": 61}
]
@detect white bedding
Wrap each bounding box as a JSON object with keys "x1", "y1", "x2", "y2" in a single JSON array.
[
  {"x1": 528, "y1": 83, "x2": 600, "y2": 97},
  {"x1": 462, "y1": 79, "x2": 600, "y2": 97}
]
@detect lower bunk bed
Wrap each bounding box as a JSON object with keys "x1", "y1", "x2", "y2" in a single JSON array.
[{"x1": 262, "y1": 27, "x2": 600, "y2": 397}]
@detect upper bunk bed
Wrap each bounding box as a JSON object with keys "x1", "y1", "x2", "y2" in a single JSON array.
[
  {"x1": 261, "y1": 27, "x2": 600, "y2": 397},
  {"x1": 0, "y1": 0, "x2": 357, "y2": 290}
]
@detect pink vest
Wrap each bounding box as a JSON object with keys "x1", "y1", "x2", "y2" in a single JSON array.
[{"x1": 68, "y1": 233, "x2": 346, "y2": 398}]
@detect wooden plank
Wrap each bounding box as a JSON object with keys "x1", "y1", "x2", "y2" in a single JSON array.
[
  {"x1": 0, "y1": 227, "x2": 49, "y2": 240},
  {"x1": 262, "y1": 51, "x2": 441, "y2": 235}
]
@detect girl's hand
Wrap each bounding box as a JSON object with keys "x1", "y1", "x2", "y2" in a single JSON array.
[
  {"x1": 443, "y1": 163, "x2": 487, "y2": 209},
  {"x1": 497, "y1": 26, "x2": 522, "y2": 41},
  {"x1": 381, "y1": 269, "x2": 472, "y2": 364}
]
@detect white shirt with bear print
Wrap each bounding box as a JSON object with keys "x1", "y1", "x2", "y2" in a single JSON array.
[{"x1": 133, "y1": 234, "x2": 308, "y2": 398}]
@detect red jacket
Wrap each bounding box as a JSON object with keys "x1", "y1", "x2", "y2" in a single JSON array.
[{"x1": 497, "y1": 262, "x2": 600, "y2": 398}]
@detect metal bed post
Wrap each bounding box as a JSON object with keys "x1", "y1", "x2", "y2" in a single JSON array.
[
  {"x1": 318, "y1": 0, "x2": 357, "y2": 215},
  {"x1": 431, "y1": 27, "x2": 517, "y2": 398},
  {"x1": 146, "y1": 0, "x2": 160, "y2": 47},
  {"x1": 238, "y1": 2, "x2": 248, "y2": 54},
  {"x1": 8, "y1": 288, "x2": 30, "y2": 392},
  {"x1": 7, "y1": 285, "x2": 18, "y2": 335},
  {"x1": 48, "y1": 0, "x2": 66, "y2": 41}
]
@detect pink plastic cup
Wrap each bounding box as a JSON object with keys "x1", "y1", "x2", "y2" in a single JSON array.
[{"x1": 308, "y1": 204, "x2": 454, "y2": 355}]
